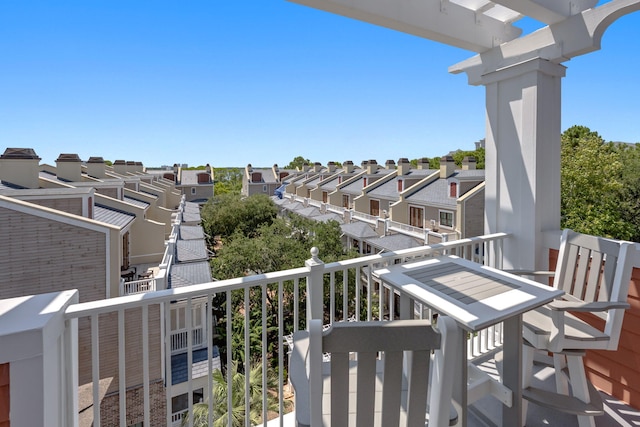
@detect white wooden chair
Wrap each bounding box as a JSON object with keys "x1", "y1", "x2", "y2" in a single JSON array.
[
  {"x1": 519, "y1": 229, "x2": 636, "y2": 427},
  {"x1": 289, "y1": 317, "x2": 458, "y2": 427}
]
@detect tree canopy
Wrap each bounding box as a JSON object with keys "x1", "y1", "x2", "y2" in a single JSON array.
[
  {"x1": 201, "y1": 193, "x2": 278, "y2": 241},
  {"x1": 283, "y1": 156, "x2": 311, "y2": 170},
  {"x1": 560, "y1": 125, "x2": 636, "y2": 240}
]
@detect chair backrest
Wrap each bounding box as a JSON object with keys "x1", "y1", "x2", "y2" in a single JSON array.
[
  {"x1": 554, "y1": 229, "x2": 635, "y2": 348},
  {"x1": 293, "y1": 317, "x2": 456, "y2": 427}
]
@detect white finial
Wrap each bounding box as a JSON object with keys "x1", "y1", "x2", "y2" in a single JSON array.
[{"x1": 310, "y1": 247, "x2": 320, "y2": 262}]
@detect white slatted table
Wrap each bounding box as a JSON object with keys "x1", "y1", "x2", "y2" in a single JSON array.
[{"x1": 374, "y1": 256, "x2": 564, "y2": 427}]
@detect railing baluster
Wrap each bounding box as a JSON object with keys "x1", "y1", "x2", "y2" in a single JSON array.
[
  {"x1": 294, "y1": 277, "x2": 299, "y2": 333},
  {"x1": 278, "y1": 279, "x2": 284, "y2": 427},
  {"x1": 343, "y1": 269, "x2": 348, "y2": 321},
  {"x1": 118, "y1": 309, "x2": 126, "y2": 427},
  {"x1": 226, "y1": 290, "x2": 233, "y2": 427},
  {"x1": 91, "y1": 314, "x2": 101, "y2": 427},
  {"x1": 262, "y1": 283, "x2": 268, "y2": 426},
  {"x1": 186, "y1": 298, "x2": 193, "y2": 427},
  {"x1": 244, "y1": 286, "x2": 250, "y2": 427},
  {"x1": 207, "y1": 293, "x2": 214, "y2": 427},
  {"x1": 142, "y1": 305, "x2": 150, "y2": 427},
  {"x1": 164, "y1": 302, "x2": 172, "y2": 427},
  {"x1": 330, "y1": 271, "x2": 335, "y2": 323}
]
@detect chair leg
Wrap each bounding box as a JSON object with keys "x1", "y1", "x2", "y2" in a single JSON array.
[
  {"x1": 566, "y1": 354, "x2": 596, "y2": 427},
  {"x1": 553, "y1": 353, "x2": 569, "y2": 395}
]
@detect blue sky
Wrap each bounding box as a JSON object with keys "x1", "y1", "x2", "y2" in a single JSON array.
[{"x1": 1, "y1": 1, "x2": 639, "y2": 168}]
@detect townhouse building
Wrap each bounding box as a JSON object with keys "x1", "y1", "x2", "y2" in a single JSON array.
[
  {"x1": 0, "y1": 147, "x2": 215, "y2": 427},
  {"x1": 242, "y1": 163, "x2": 297, "y2": 197}
]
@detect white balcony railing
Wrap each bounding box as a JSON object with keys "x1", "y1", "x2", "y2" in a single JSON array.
[
  {"x1": 350, "y1": 210, "x2": 378, "y2": 223},
  {"x1": 120, "y1": 277, "x2": 157, "y2": 296},
  {"x1": 171, "y1": 327, "x2": 204, "y2": 354},
  {"x1": 2, "y1": 233, "x2": 509, "y2": 427}
]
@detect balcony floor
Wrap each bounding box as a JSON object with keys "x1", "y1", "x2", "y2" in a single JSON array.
[
  {"x1": 263, "y1": 359, "x2": 640, "y2": 427},
  {"x1": 469, "y1": 357, "x2": 640, "y2": 427}
]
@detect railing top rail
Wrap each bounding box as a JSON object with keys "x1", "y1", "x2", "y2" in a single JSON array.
[
  {"x1": 323, "y1": 232, "x2": 509, "y2": 272},
  {"x1": 65, "y1": 265, "x2": 310, "y2": 319},
  {"x1": 66, "y1": 232, "x2": 509, "y2": 319}
]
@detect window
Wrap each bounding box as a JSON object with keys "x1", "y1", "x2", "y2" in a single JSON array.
[
  {"x1": 449, "y1": 182, "x2": 457, "y2": 198},
  {"x1": 439, "y1": 210, "x2": 454, "y2": 228},
  {"x1": 342, "y1": 195, "x2": 350, "y2": 208},
  {"x1": 263, "y1": 185, "x2": 267, "y2": 192},
  {"x1": 398, "y1": 180, "x2": 403, "y2": 192},
  {"x1": 251, "y1": 172, "x2": 262, "y2": 182},
  {"x1": 370, "y1": 199, "x2": 380, "y2": 217},
  {"x1": 409, "y1": 206, "x2": 424, "y2": 228},
  {"x1": 322, "y1": 191, "x2": 328, "y2": 203},
  {"x1": 191, "y1": 187, "x2": 196, "y2": 195}
]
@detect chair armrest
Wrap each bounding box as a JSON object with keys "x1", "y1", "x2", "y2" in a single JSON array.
[
  {"x1": 289, "y1": 331, "x2": 311, "y2": 427},
  {"x1": 548, "y1": 300, "x2": 630, "y2": 312},
  {"x1": 504, "y1": 270, "x2": 555, "y2": 277}
]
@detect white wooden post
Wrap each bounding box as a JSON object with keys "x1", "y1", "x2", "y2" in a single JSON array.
[
  {"x1": 0, "y1": 290, "x2": 79, "y2": 427},
  {"x1": 479, "y1": 58, "x2": 565, "y2": 271},
  {"x1": 305, "y1": 247, "x2": 325, "y2": 326}
]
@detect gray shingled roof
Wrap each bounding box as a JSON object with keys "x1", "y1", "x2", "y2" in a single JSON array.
[
  {"x1": 179, "y1": 225, "x2": 205, "y2": 240},
  {"x1": 183, "y1": 202, "x2": 201, "y2": 213},
  {"x1": 176, "y1": 239, "x2": 209, "y2": 262},
  {"x1": 340, "y1": 169, "x2": 395, "y2": 195},
  {"x1": 94, "y1": 204, "x2": 136, "y2": 229},
  {"x1": 364, "y1": 233, "x2": 422, "y2": 252},
  {"x1": 367, "y1": 169, "x2": 436, "y2": 199},
  {"x1": 179, "y1": 169, "x2": 211, "y2": 185},
  {"x1": 169, "y1": 261, "x2": 213, "y2": 288},
  {"x1": 313, "y1": 213, "x2": 344, "y2": 224},
  {"x1": 405, "y1": 170, "x2": 485, "y2": 207},
  {"x1": 123, "y1": 196, "x2": 150, "y2": 209},
  {"x1": 341, "y1": 222, "x2": 378, "y2": 239},
  {"x1": 180, "y1": 211, "x2": 201, "y2": 224},
  {"x1": 295, "y1": 207, "x2": 321, "y2": 218}
]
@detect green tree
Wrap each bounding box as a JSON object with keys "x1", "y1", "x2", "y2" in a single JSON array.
[
  {"x1": 283, "y1": 156, "x2": 311, "y2": 170},
  {"x1": 181, "y1": 361, "x2": 280, "y2": 427},
  {"x1": 560, "y1": 126, "x2": 633, "y2": 240},
  {"x1": 618, "y1": 143, "x2": 640, "y2": 241},
  {"x1": 201, "y1": 194, "x2": 278, "y2": 241},
  {"x1": 214, "y1": 168, "x2": 243, "y2": 195}
]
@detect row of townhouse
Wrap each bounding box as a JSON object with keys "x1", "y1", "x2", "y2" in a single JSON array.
[
  {"x1": 0, "y1": 148, "x2": 216, "y2": 426},
  {"x1": 267, "y1": 155, "x2": 485, "y2": 255},
  {"x1": 146, "y1": 163, "x2": 215, "y2": 205}
]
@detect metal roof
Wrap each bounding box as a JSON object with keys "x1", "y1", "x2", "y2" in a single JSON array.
[
  {"x1": 179, "y1": 225, "x2": 205, "y2": 240},
  {"x1": 364, "y1": 233, "x2": 422, "y2": 252},
  {"x1": 123, "y1": 196, "x2": 150, "y2": 209},
  {"x1": 176, "y1": 239, "x2": 209, "y2": 263},
  {"x1": 93, "y1": 204, "x2": 135, "y2": 229},
  {"x1": 169, "y1": 261, "x2": 213, "y2": 288}
]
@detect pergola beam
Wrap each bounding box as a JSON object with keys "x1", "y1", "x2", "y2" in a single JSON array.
[
  {"x1": 450, "y1": 0, "x2": 640, "y2": 84},
  {"x1": 491, "y1": 0, "x2": 597, "y2": 24},
  {"x1": 289, "y1": 0, "x2": 522, "y2": 52}
]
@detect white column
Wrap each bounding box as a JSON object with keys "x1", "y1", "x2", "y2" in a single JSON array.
[
  {"x1": 0, "y1": 290, "x2": 79, "y2": 427},
  {"x1": 481, "y1": 58, "x2": 565, "y2": 271}
]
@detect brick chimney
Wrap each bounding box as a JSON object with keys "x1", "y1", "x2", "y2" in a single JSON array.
[
  {"x1": 462, "y1": 156, "x2": 476, "y2": 170},
  {"x1": 86, "y1": 157, "x2": 106, "y2": 179},
  {"x1": 397, "y1": 158, "x2": 411, "y2": 175},
  {"x1": 385, "y1": 159, "x2": 396, "y2": 170},
  {"x1": 126, "y1": 161, "x2": 136, "y2": 174},
  {"x1": 56, "y1": 153, "x2": 82, "y2": 182},
  {"x1": 440, "y1": 155, "x2": 456, "y2": 178},
  {"x1": 343, "y1": 160, "x2": 354, "y2": 173},
  {"x1": 327, "y1": 161, "x2": 336, "y2": 173},
  {"x1": 367, "y1": 160, "x2": 378, "y2": 175},
  {"x1": 113, "y1": 160, "x2": 127, "y2": 175},
  {"x1": 417, "y1": 158, "x2": 431, "y2": 170},
  {"x1": 0, "y1": 148, "x2": 41, "y2": 189}
]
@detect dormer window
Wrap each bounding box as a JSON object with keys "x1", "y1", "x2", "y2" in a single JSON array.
[
  {"x1": 449, "y1": 182, "x2": 457, "y2": 198},
  {"x1": 252, "y1": 172, "x2": 262, "y2": 182}
]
